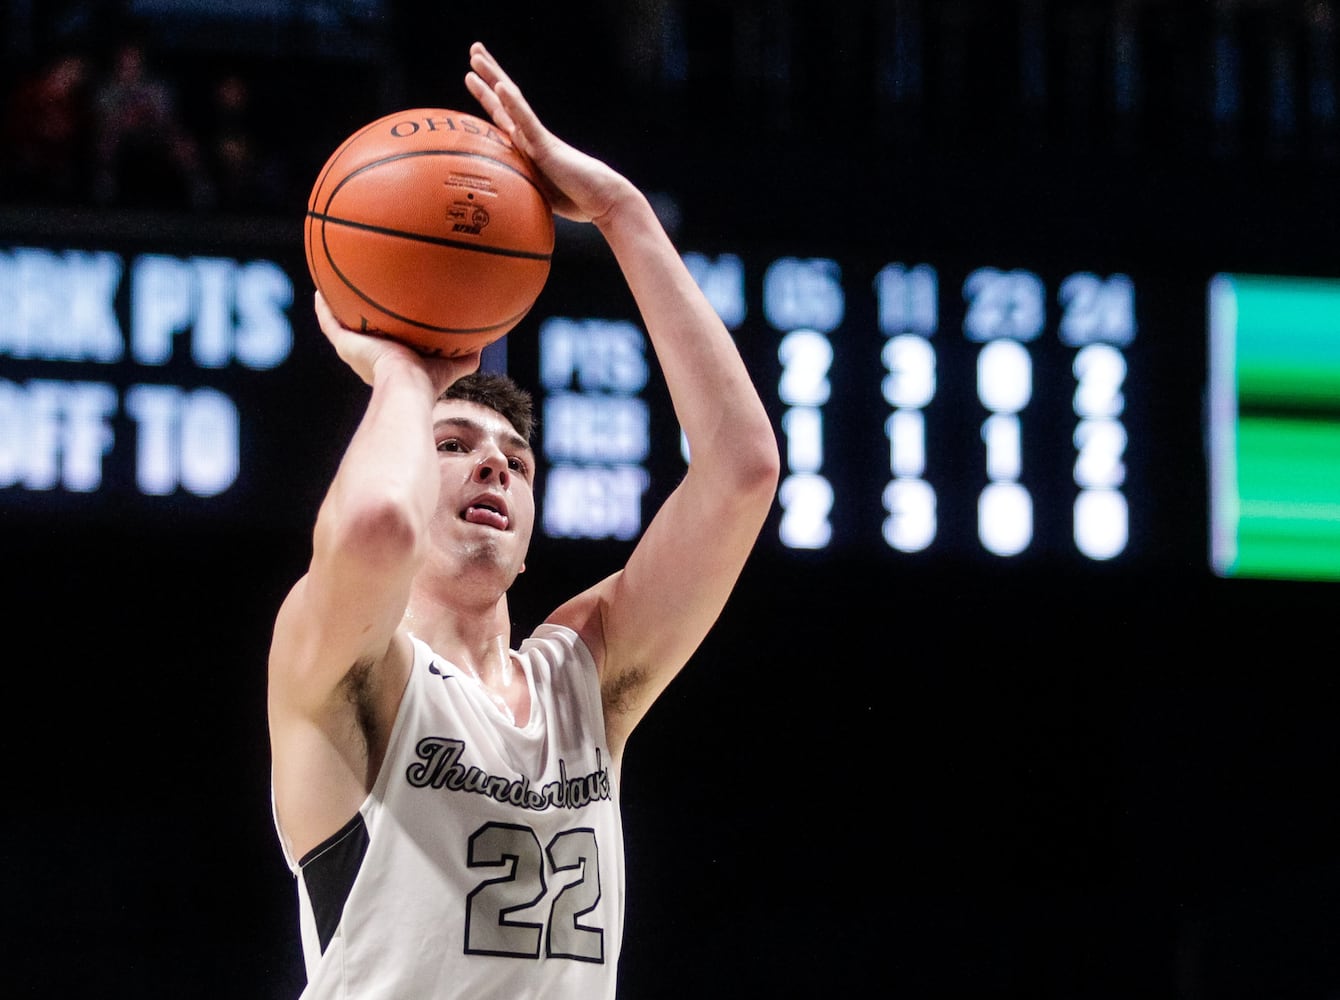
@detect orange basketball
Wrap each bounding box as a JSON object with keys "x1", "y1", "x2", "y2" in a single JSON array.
[{"x1": 305, "y1": 108, "x2": 554, "y2": 357}]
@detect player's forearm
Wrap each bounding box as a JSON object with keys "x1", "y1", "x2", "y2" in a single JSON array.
[
  {"x1": 597, "y1": 189, "x2": 778, "y2": 490},
  {"x1": 318, "y1": 355, "x2": 440, "y2": 564}
]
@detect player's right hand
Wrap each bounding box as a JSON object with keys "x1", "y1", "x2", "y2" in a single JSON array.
[{"x1": 314, "y1": 291, "x2": 481, "y2": 390}]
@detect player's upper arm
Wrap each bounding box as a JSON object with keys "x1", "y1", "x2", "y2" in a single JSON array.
[
  {"x1": 268, "y1": 488, "x2": 423, "y2": 717},
  {"x1": 550, "y1": 420, "x2": 779, "y2": 752}
]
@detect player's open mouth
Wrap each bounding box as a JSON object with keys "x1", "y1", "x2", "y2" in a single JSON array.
[{"x1": 463, "y1": 496, "x2": 509, "y2": 530}]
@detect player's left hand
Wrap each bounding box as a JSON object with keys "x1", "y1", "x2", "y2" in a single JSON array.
[{"x1": 464, "y1": 41, "x2": 634, "y2": 227}]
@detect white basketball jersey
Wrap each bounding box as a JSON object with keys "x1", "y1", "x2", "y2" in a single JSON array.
[{"x1": 279, "y1": 624, "x2": 625, "y2": 999}]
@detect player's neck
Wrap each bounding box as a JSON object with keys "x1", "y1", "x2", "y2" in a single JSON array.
[
  {"x1": 404, "y1": 594, "x2": 514, "y2": 674},
  {"x1": 442, "y1": 627, "x2": 530, "y2": 728},
  {"x1": 402, "y1": 573, "x2": 506, "y2": 635}
]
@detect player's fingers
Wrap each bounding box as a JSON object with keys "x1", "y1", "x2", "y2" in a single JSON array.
[
  {"x1": 471, "y1": 54, "x2": 537, "y2": 147},
  {"x1": 493, "y1": 79, "x2": 554, "y2": 159},
  {"x1": 313, "y1": 290, "x2": 343, "y2": 334},
  {"x1": 464, "y1": 70, "x2": 515, "y2": 134},
  {"x1": 468, "y1": 42, "x2": 506, "y2": 88}
]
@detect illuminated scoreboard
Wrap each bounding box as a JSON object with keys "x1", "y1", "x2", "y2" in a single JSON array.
[
  {"x1": 4, "y1": 209, "x2": 1337, "y2": 584},
  {"x1": 0, "y1": 216, "x2": 342, "y2": 533},
  {"x1": 524, "y1": 250, "x2": 1142, "y2": 568},
  {"x1": 0, "y1": 248, "x2": 293, "y2": 499}
]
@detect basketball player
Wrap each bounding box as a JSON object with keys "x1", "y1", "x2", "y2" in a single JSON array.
[{"x1": 267, "y1": 41, "x2": 779, "y2": 998}]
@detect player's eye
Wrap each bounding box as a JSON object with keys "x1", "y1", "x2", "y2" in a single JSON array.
[
  {"x1": 507, "y1": 456, "x2": 528, "y2": 476},
  {"x1": 437, "y1": 438, "x2": 466, "y2": 453}
]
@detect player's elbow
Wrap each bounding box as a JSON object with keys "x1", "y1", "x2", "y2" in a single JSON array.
[
  {"x1": 718, "y1": 427, "x2": 780, "y2": 521},
  {"x1": 322, "y1": 491, "x2": 426, "y2": 569},
  {"x1": 361, "y1": 493, "x2": 425, "y2": 550},
  {"x1": 738, "y1": 424, "x2": 781, "y2": 499}
]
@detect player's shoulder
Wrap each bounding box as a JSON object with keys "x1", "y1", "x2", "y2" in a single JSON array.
[
  {"x1": 541, "y1": 574, "x2": 616, "y2": 669},
  {"x1": 523, "y1": 620, "x2": 593, "y2": 663}
]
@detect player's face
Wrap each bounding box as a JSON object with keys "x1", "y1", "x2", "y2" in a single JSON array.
[{"x1": 429, "y1": 398, "x2": 536, "y2": 580}]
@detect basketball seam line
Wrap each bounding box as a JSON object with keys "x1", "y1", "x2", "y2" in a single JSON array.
[{"x1": 307, "y1": 211, "x2": 552, "y2": 261}]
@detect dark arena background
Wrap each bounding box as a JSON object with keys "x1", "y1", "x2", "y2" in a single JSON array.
[{"x1": 4, "y1": 2, "x2": 1340, "y2": 998}]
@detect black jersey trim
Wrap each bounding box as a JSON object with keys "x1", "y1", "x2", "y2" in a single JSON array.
[{"x1": 298, "y1": 812, "x2": 370, "y2": 954}]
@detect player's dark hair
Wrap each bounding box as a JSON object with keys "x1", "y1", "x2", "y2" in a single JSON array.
[{"x1": 440, "y1": 371, "x2": 535, "y2": 441}]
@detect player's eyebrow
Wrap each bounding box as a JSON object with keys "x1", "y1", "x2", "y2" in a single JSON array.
[{"x1": 433, "y1": 415, "x2": 531, "y2": 455}]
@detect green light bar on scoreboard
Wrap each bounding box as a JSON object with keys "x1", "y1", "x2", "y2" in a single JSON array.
[{"x1": 1208, "y1": 274, "x2": 1340, "y2": 581}]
